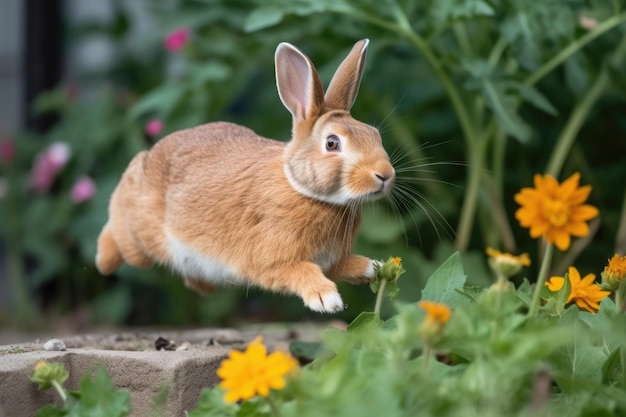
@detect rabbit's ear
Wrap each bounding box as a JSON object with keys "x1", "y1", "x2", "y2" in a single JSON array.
[
  {"x1": 275, "y1": 43, "x2": 325, "y2": 120},
  {"x1": 324, "y1": 39, "x2": 369, "y2": 111}
]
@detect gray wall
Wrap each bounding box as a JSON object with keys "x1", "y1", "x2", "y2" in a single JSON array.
[{"x1": 0, "y1": 0, "x2": 24, "y2": 132}]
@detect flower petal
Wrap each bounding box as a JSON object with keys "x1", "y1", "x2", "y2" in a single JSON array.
[{"x1": 546, "y1": 276, "x2": 565, "y2": 291}]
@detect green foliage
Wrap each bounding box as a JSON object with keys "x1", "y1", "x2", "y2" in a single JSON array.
[
  {"x1": 2, "y1": 0, "x2": 626, "y2": 327},
  {"x1": 33, "y1": 364, "x2": 130, "y2": 417},
  {"x1": 192, "y1": 253, "x2": 626, "y2": 417}
]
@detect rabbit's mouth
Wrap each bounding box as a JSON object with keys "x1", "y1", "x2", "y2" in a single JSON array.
[{"x1": 365, "y1": 185, "x2": 393, "y2": 201}]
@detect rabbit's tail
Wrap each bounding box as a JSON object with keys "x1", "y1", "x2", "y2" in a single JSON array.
[{"x1": 95, "y1": 222, "x2": 123, "y2": 275}]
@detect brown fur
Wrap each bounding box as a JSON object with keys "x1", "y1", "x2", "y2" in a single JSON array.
[{"x1": 96, "y1": 39, "x2": 395, "y2": 313}]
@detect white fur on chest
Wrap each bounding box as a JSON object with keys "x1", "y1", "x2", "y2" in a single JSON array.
[{"x1": 166, "y1": 231, "x2": 241, "y2": 284}]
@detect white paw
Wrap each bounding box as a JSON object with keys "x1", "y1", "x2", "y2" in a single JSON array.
[
  {"x1": 364, "y1": 259, "x2": 380, "y2": 280},
  {"x1": 305, "y1": 291, "x2": 345, "y2": 313}
]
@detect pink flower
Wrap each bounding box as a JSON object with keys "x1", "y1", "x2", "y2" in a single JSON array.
[
  {"x1": 579, "y1": 16, "x2": 599, "y2": 30},
  {"x1": 30, "y1": 142, "x2": 71, "y2": 193},
  {"x1": 70, "y1": 176, "x2": 96, "y2": 203},
  {"x1": 0, "y1": 138, "x2": 15, "y2": 164},
  {"x1": 145, "y1": 119, "x2": 164, "y2": 137},
  {"x1": 164, "y1": 28, "x2": 189, "y2": 52}
]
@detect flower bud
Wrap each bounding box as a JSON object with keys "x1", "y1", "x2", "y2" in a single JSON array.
[
  {"x1": 486, "y1": 247, "x2": 530, "y2": 279},
  {"x1": 601, "y1": 254, "x2": 626, "y2": 291},
  {"x1": 418, "y1": 301, "x2": 451, "y2": 346},
  {"x1": 370, "y1": 256, "x2": 405, "y2": 298},
  {"x1": 31, "y1": 361, "x2": 68, "y2": 390}
]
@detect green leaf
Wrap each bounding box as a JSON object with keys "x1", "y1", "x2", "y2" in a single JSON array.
[
  {"x1": 245, "y1": 7, "x2": 285, "y2": 32},
  {"x1": 189, "y1": 388, "x2": 238, "y2": 417},
  {"x1": 515, "y1": 83, "x2": 558, "y2": 115},
  {"x1": 431, "y1": 0, "x2": 494, "y2": 28},
  {"x1": 66, "y1": 367, "x2": 130, "y2": 417},
  {"x1": 421, "y1": 252, "x2": 468, "y2": 307},
  {"x1": 347, "y1": 312, "x2": 383, "y2": 332},
  {"x1": 191, "y1": 61, "x2": 231, "y2": 85},
  {"x1": 516, "y1": 279, "x2": 532, "y2": 306},
  {"x1": 602, "y1": 348, "x2": 623, "y2": 385},
  {"x1": 319, "y1": 327, "x2": 348, "y2": 354},
  {"x1": 128, "y1": 84, "x2": 186, "y2": 119},
  {"x1": 35, "y1": 406, "x2": 67, "y2": 417},
  {"x1": 237, "y1": 397, "x2": 271, "y2": 417},
  {"x1": 481, "y1": 80, "x2": 532, "y2": 143},
  {"x1": 552, "y1": 307, "x2": 607, "y2": 385},
  {"x1": 290, "y1": 341, "x2": 323, "y2": 362}
]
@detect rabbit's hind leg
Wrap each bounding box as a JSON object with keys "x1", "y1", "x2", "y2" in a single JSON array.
[{"x1": 95, "y1": 222, "x2": 123, "y2": 275}]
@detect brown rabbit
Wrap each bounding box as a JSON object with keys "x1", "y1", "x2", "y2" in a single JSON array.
[{"x1": 95, "y1": 39, "x2": 395, "y2": 313}]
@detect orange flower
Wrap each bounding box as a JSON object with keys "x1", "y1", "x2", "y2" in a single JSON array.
[
  {"x1": 546, "y1": 266, "x2": 610, "y2": 313},
  {"x1": 601, "y1": 253, "x2": 626, "y2": 290},
  {"x1": 514, "y1": 172, "x2": 598, "y2": 251},
  {"x1": 217, "y1": 337, "x2": 298, "y2": 403},
  {"x1": 419, "y1": 301, "x2": 451, "y2": 325},
  {"x1": 486, "y1": 247, "x2": 531, "y2": 278},
  {"x1": 545, "y1": 276, "x2": 565, "y2": 292}
]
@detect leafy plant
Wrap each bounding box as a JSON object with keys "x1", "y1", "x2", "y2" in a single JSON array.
[
  {"x1": 3, "y1": 0, "x2": 626, "y2": 328},
  {"x1": 190, "y1": 252, "x2": 626, "y2": 417},
  {"x1": 31, "y1": 361, "x2": 131, "y2": 417}
]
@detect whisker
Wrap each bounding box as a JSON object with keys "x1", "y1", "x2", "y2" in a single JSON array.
[
  {"x1": 375, "y1": 93, "x2": 409, "y2": 134},
  {"x1": 396, "y1": 176, "x2": 463, "y2": 189},
  {"x1": 392, "y1": 183, "x2": 455, "y2": 240}
]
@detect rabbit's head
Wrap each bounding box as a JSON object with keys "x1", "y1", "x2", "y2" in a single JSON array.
[{"x1": 276, "y1": 39, "x2": 395, "y2": 206}]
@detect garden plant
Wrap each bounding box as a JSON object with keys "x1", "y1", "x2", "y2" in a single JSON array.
[
  {"x1": 1, "y1": 0, "x2": 626, "y2": 414},
  {"x1": 1, "y1": 0, "x2": 625, "y2": 326}
]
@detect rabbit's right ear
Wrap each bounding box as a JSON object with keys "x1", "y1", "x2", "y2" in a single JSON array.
[{"x1": 275, "y1": 43, "x2": 325, "y2": 121}]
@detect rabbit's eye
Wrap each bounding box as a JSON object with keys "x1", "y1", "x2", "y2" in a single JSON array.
[{"x1": 326, "y1": 135, "x2": 341, "y2": 152}]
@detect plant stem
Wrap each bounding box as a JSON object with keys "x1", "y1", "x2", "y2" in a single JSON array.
[
  {"x1": 616, "y1": 189, "x2": 626, "y2": 254},
  {"x1": 545, "y1": 33, "x2": 626, "y2": 177},
  {"x1": 267, "y1": 395, "x2": 282, "y2": 417},
  {"x1": 52, "y1": 380, "x2": 67, "y2": 402},
  {"x1": 5, "y1": 167, "x2": 38, "y2": 328},
  {"x1": 616, "y1": 280, "x2": 626, "y2": 312},
  {"x1": 336, "y1": 6, "x2": 477, "y2": 149},
  {"x1": 528, "y1": 243, "x2": 554, "y2": 318},
  {"x1": 525, "y1": 11, "x2": 626, "y2": 86},
  {"x1": 455, "y1": 142, "x2": 486, "y2": 251},
  {"x1": 399, "y1": 29, "x2": 477, "y2": 148},
  {"x1": 422, "y1": 344, "x2": 432, "y2": 372},
  {"x1": 374, "y1": 279, "x2": 387, "y2": 316}
]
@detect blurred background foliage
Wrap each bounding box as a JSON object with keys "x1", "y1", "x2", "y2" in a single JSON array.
[{"x1": 1, "y1": 0, "x2": 625, "y2": 331}]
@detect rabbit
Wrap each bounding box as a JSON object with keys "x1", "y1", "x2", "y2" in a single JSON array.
[{"x1": 95, "y1": 39, "x2": 395, "y2": 313}]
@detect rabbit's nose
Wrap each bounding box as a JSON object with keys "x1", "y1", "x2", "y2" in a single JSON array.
[
  {"x1": 375, "y1": 172, "x2": 389, "y2": 182},
  {"x1": 374, "y1": 170, "x2": 395, "y2": 188}
]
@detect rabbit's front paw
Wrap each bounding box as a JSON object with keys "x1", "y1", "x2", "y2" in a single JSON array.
[
  {"x1": 364, "y1": 259, "x2": 381, "y2": 280},
  {"x1": 305, "y1": 291, "x2": 344, "y2": 313}
]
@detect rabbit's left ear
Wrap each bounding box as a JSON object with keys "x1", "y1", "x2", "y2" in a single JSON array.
[
  {"x1": 275, "y1": 42, "x2": 325, "y2": 121},
  {"x1": 324, "y1": 39, "x2": 369, "y2": 111}
]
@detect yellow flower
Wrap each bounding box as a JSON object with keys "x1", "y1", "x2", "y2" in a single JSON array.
[
  {"x1": 486, "y1": 247, "x2": 530, "y2": 278},
  {"x1": 419, "y1": 301, "x2": 451, "y2": 325},
  {"x1": 547, "y1": 266, "x2": 610, "y2": 313},
  {"x1": 31, "y1": 360, "x2": 68, "y2": 390},
  {"x1": 217, "y1": 337, "x2": 298, "y2": 403},
  {"x1": 418, "y1": 301, "x2": 451, "y2": 346},
  {"x1": 545, "y1": 276, "x2": 565, "y2": 292},
  {"x1": 601, "y1": 253, "x2": 626, "y2": 290},
  {"x1": 391, "y1": 257, "x2": 402, "y2": 266},
  {"x1": 514, "y1": 172, "x2": 599, "y2": 251}
]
